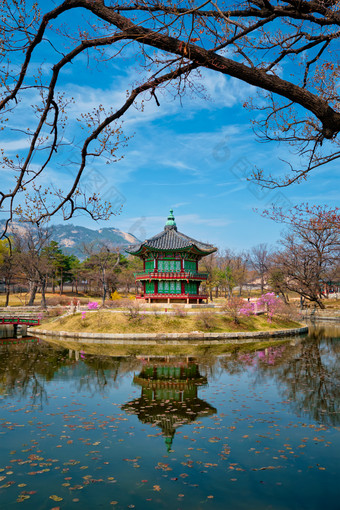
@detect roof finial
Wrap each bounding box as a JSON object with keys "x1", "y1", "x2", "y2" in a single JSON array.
[{"x1": 165, "y1": 209, "x2": 177, "y2": 230}]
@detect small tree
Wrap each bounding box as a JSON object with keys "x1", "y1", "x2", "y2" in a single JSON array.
[
  {"x1": 13, "y1": 225, "x2": 52, "y2": 307},
  {"x1": 257, "y1": 293, "x2": 282, "y2": 322},
  {"x1": 0, "y1": 239, "x2": 16, "y2": 307},
  {"x1": 195, "y1": 310, "x2": 217, "y2": 331},
  {"x1": 250, "y1": 244, "x2": 271, "y2": 294},
  {"x1": 83, "y1": 243, "x2": 121, "y2": 305},
  {"x1": 124, "y1": 300, "x2": 141, "y2": 322},
  {"x1": 222, "y1": 296, "x2": 246, "y2": 324}
]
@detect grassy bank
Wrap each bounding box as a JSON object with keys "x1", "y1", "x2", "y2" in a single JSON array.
[{"x1": 38, "y1": 310, "x2": 302, "y2": 334}]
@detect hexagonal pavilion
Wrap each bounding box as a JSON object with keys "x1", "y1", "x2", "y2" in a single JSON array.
[{"x1": 126, "y1": 210, "x2": 217, "y2": 304}]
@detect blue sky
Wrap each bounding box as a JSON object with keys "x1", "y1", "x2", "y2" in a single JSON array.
[{"x1": 1, "y1": 2, "x2": 339, "y2": 252}]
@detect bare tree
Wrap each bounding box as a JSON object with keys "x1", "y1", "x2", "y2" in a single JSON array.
[
  {"x1": 83, "y1": 243, "x2": 121, "y2": 305},
  {"x1": 13, "y1": 225, "x2": 52, "y2": 307},
  {"x1": 200, "y1": 253, "x2": 219, "y2": 301},
  {"x1": 250, "y1": 243, "x2": 271, "y2": 293},
  {"x1": 267, "y1": 205, "x2": 340, "y2": 308},
  {"x1": 0, "y1": 238, "x2": 16, "y2": 306},
  {"x1": 0, "y1": 1, "x2": 339, "y2": 235}
]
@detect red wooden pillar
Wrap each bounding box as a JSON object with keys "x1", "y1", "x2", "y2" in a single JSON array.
[
  {"x1": 155, "y1": 258, "x2": 158, "y2": 272},
  {"x1": 181, "y1": 281, "x2": 185, "y2": 294},
  {"x1": 181, "y1": 258, "x2": 184, "y2": 272},
  {"x1": 155, "y1": 281, "x2": 158, "y2": 294}
]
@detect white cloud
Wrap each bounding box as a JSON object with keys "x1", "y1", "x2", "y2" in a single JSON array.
[
  {"x1": 1, "y1": 138, "x2": 31, "y2": 152},
  {"x1": 114, "y1": 213, "x2": 232, "y2": 237}
]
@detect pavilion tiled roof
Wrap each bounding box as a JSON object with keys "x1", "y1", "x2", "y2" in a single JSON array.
[{"x1": 126, "y1": 211, "x2": 217, "y2": 255}]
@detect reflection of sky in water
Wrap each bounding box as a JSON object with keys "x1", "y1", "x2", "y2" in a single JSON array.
[{"x1": 0, "y1": 328, "x2": 339, "y2": 509}]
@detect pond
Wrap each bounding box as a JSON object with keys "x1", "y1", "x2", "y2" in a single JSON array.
[{"x1": 0, "y1": 325, "x2": 339, "y2": 509}]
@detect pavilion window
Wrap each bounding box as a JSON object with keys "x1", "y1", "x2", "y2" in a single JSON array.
[{"x1": 146, "y1": 282, "x2": 155, "y2": 294}]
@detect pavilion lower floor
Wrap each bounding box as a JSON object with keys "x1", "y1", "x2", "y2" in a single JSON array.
[{"x1": 136, "y1": 293, "x2": 208, "y2": 304}]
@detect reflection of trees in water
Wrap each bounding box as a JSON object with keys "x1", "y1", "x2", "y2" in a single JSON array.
[
  {"x1": 271, "y1": 337, "x2": 340, "y2": 426},
  {"x1": 0, "y1": 339, "x2": 141, "y2": 403},
  {"x1": 0, "y1": 338, "x2": 67, "y2": 406},
  {"x1": 218, "y1": 331, "x2": 340, "y2": 427},
  {"x1": 70, "y1": 353, "x2": 141, "y2": 396},
  {"x1": 2, "y1": 329, "x2": 339, "y2": 428}
]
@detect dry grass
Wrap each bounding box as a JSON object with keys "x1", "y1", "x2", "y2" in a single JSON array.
[
  {"x1": 38, "y1": 310, "x2": 302, "y2": 334},
  {"x1": 0, "y1": 292, "x2": 102, "y2": 307}
]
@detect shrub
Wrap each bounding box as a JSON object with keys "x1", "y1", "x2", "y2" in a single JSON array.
[
  {"x1": 195, "y1": 310, "x2": 217, "y2": 331},
  {"x1": 239, "y1": 301, "x2": 255, "y2": 317},
  {"x1": 46, "y1": 306, "x2": 65, "y2": 318},
  {"x1": 80, "y1": 310, "x2": 87, "y2": 327},
  {"x1": 172, "y1": 306, "x2": 187, "y2": 318},
  {"x1": 46, "y1": 296, "x2": 70, "y2": 306},
  {"x1": 274, "y1": 301, "x2": 301, "y2": 322},
  {"x1": 88, "y1": 301, "x2": 99, "y2": 310},
  {"x1": 257, "y1": 293, "x2": 282, "y2": 321},
  {"x1": 111, "y1": 291, "x2": 122, "y2": 300},
  {"x1": 222, "y1": 296, "x2": 247, "y2": 324},
  {"x1": 124, "y1": 300, "x2": 141, "y2": 321}
]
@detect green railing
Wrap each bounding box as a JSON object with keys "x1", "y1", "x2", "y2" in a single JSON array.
[{"x1": 0, "y1": 317, "x2": 40, "y2": 326}]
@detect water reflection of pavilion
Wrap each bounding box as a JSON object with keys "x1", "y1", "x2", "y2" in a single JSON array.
[{"x1": 122, "y1": 359, "x2": 216, "y2": 451}]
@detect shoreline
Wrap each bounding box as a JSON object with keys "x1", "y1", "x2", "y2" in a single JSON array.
[{"x1": 28, "y1": 325, "x2": 308, "y2": 344}]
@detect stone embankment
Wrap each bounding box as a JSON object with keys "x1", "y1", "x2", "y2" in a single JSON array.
[
  {"x1": 28, "y1": 325, "x2": 308, "y2": 344},
  {"x1": 302, "y1": 309, "x2": 340, "y2": 322}
]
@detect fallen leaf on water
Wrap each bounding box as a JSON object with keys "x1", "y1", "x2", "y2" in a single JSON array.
[{"x1": 49, "y1": 495, "x2": 63, "y2": 502}]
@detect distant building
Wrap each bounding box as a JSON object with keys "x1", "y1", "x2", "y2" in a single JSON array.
[{"x1": 126, "y1": 210, "x2": 217, "y2": 303}]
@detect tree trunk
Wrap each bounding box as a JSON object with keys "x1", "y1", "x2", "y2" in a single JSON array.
[
  {"x1": 315, "y1": 298, "x2": 325, "y2": 309},
  {"x1": 28, "y1": 282, "x2": 38, "y2": 306},
  {"x1": 59, "y1": 269, "x2": 63, "y2": 296},
  {"x1": 102, "y1": 268, "x2": 106, "y2": 305},
  {"x1": 5, "y1": 280, "x2": 10, "y2": 307},
  {"x1": 280, "y1": 291, "x2": 288, "y2": 304},
  {"x1": 41, "y1": 278, "x2": 47, "y2": 309}
]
